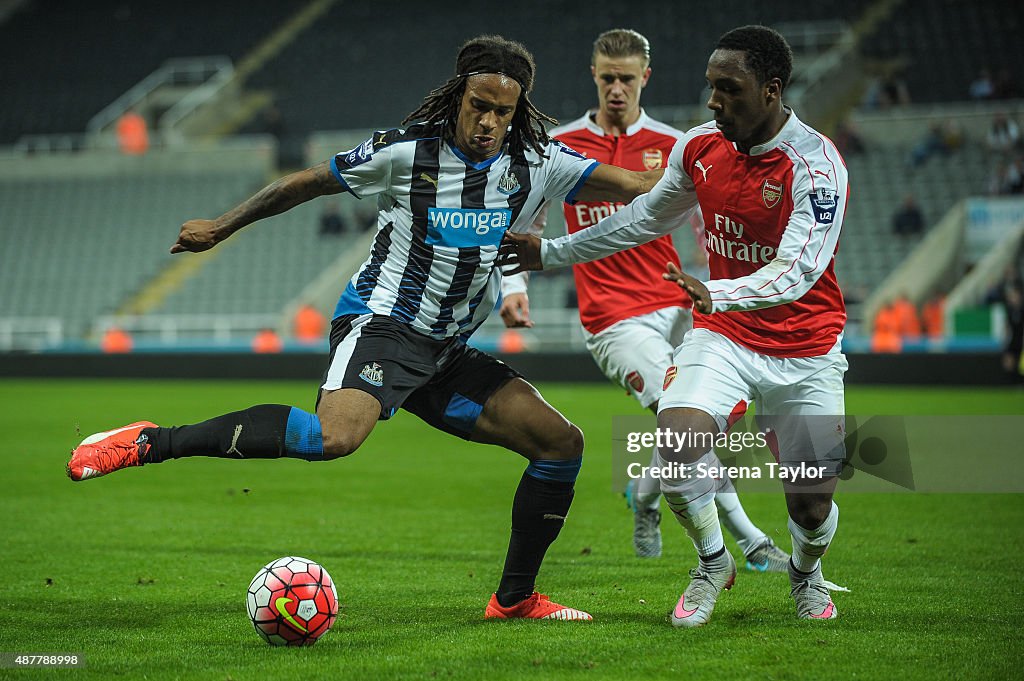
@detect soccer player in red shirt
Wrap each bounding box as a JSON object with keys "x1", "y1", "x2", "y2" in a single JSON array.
[
  {"x1": 501, "y1": 25, "x2": 849, "y2": 625},
  {"x1": 499, "y1": 29, "x2": 789, "y2": 573}
]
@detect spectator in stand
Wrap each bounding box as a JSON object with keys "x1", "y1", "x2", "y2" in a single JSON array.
[
  {"x1": 995, "y1": 156, "x2": 1024, "y2": 195},
  {"x1": 293, "y1": 304, "x2": 327, "y2": 344},
  {"x1": 909, "y1": 120, "x2": 963, "y2": 167},
  {"x1": 498, "y1": 329, "x2": 527, "y2": 354},
  {"x1": 986, "y1": 265, "x2": 1024, "y2": 381},
  {"x1": 116, "y1": 108, "x2": 149, "y2": 156},
  {"x1": 989, "y1": 160, "x2": 1012, "y2": 195},
  {"x1": 892, "y1": 194, "x2": 925, "y2": 237},
  {"x1": 252, "y1": 328, "x2": 283, "y2": 353},
  {"x1": 318, "y1": 200, "x2": 346, "y2": 236},
  {"x1": 986, "y1": 114, "x2": 1021, "y2": 155},
  {"x1": 871, "y1": 302, "x2": 902, "y2": 353},
  {"x1": 880, "y1": 69, "x2": 911, "y2": 109},
  {"x1": 969, "y1": 69, "x2": 994, "y2": 100},
  {"x1": 861, "y1": 70, "x2": 911, "y2": 111},
  {"x1": 100, "y1": 326, "x2": 133, "y2": 353},
  {"x1": 1011, "y1": 157, "x2": 1024, "y2": 194},
  {"x1": 891, "y1": 294, "x2": 922, "y2": 342},
  {"x1": 921, "y1": 294, "x2": 945, "y2": 340}
]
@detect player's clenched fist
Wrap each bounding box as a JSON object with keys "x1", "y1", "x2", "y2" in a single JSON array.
[{"x1": 171, "y1": 219, "x2": 222, "y2": 254}]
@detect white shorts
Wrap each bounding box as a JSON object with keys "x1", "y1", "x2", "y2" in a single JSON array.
[
  {"x1": 584, "y1": 307, "x2": 692, "y2": 409},
  {"x1": 661, "y1": 328, "x2": 848, "y2": 470}
]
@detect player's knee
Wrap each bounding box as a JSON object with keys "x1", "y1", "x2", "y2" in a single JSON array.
[
  {"x1": 562, "y1": 423, "x2": 585, "y2": 459},
  {"x1": 788, "y1": 495, "x2": 832, "y2": 529},
  {"x1": 658, "y1": 407, "x2": 718, "y2": 463},
  {"x1": 320, "y1": 431, "x2": 363, "y2": 459},
  {"x1": 536, "y1": 421, "x2": 584, "y2": 460}
]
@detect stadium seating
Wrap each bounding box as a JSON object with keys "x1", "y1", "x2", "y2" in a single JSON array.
[
  {"x1": 246, "y1": 0, "x2": 872, "y2": 137},
  {"x1": 0, "y1": 0, "x2": 297, "y2": 143},
  {"x1": 0, "y1": 169, "x2": 264, "y2": 337},
  {"x1": 862, "y1": 0, "x2": 1023, "y2": 103},
  {"x1": 151, "y1": 200, "x2": 364, "y2": 317},
  {"x1": 2, "y1": 0, "x2": 1011, "y2": 351},
  {"x1": 837, "y1": 141, "x2": 991, "y2": 306}
]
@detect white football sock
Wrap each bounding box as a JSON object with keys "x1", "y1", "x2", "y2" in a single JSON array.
[
  {"x1": 789, "y1": 501, "x2": 839, "y2": 573},
  {"x1": 661, "y1": 449, "x2": 724, "y2": 558},
  {"x1": 715, "y1": 474, "x2": 768, "y2": 555},
  {"x1": 633, "y1": 447, "x2": 662, "y2": 510}
]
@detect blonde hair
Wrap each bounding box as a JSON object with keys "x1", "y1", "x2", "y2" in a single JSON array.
[{"x1": 592, "y1": 29, "x2": 651, "y2": 65}]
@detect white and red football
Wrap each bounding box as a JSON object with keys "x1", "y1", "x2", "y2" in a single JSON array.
[{"x1": 246, "y1": 556, "x2": 338, "y2": 646}]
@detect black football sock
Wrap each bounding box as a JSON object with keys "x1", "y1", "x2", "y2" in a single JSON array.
[
  {"x1": 142, "y1": 404, "x2": 295, "y2": 462},
  {"x1": 789, "y1": 559, "x2": 816, "y2": 577},
  {"x1": 699, "y1": 546, "x2": 727, "y2": 563},
  {"x1": 495, "y1": 471, "x2": 575, "y2": 608}
]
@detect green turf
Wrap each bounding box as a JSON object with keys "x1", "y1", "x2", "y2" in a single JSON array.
[{"x1": 2, "y1": 380, "x2": 1023, "y2": 680}]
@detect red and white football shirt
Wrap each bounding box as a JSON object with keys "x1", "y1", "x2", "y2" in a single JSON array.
[
  {"x1": 542, "y1": 109, "x2": 848, "y2": 358},
  {"x1": 503, "y1": 111, "x2": 692, "y2": 334}
]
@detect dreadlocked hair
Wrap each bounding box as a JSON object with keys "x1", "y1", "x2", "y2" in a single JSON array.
[{"x1": 403, "y1": 35, "x2": 557, "y2": 158}]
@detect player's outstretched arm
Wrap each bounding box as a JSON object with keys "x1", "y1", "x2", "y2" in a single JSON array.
[
  {"x1": 571, "y1": 165, "x2": 663, "y2": 204},
  {"x1": 171, "y1": 161, "x2": 343, "y2": 254}
]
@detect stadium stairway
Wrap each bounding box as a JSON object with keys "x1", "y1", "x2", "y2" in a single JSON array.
[
  {"x1": 149, "y1": 199, "x2": 358, "y2": 322},
  {"x1": 0, "y1": 169, "x2": 265, "y2": 338}
]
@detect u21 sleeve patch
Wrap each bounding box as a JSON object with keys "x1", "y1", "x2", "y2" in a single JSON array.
[
  {"x1": 810, "y1": 187, "x2": 838, "y2": 224},
  {"x1": 338, "y1": 138, "x2": 374, "y2": 169},
  {"x1": 553, "y1": 140, "x2": 588, "y2": 160}
]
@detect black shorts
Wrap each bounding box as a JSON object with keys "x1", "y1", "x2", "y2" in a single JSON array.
[{"x1": 318, "y1": 314, "x2": 520, "y2": 439}]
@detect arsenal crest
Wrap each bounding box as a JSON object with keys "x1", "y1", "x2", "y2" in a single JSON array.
[
  {"x1": 626, "y1": 370, "x2": 645, "y2": 394},
  {"x1": 762, "y1": 179, "x2": 783, "y2": 208},
  {"x1": 642, "y1": 148, "x2": 663, "y2": 170},
  {"x1": 662, "y1": 366, "x2": 678, "y2": 391}
]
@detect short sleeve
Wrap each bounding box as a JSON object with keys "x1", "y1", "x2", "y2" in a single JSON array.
[
  {"x1": 330, "y1": 132, "x2": 394, "y2": 198},
  {"x1": 541, "y1": 140, "x2": 600, "y2": 204}
]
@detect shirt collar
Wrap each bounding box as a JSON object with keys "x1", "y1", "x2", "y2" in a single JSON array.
[
  {"x1": 447, "y1": 142, "x2": 505, "y2": 170},
  {"x1": 583, "y1": 108, "x2": 650, "y2": 137},
  {"x1": 747, "y1": 107, "x2": 800, "y2": 156}
]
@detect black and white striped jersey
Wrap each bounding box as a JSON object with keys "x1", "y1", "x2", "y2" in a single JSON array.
[{"x1": 329, "y1": 122, "x2": 599, "y2": 340}]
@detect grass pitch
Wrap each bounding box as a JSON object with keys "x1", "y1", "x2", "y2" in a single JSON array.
[{"x1": 2, "y1": 380, "x2": 1023, "y2": 680}]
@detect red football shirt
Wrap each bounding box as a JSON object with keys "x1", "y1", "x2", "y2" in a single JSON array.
[
  {"x1": 542, "y1": 110, "x2": 848, "y2": 357},
  {"x1": 550, "y1": 111, "x2": 692, "y2": 334}
]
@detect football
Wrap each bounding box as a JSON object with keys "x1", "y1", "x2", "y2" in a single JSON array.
[{"x1": 246, "y1": 556, "x2": 339, "y2": 646}]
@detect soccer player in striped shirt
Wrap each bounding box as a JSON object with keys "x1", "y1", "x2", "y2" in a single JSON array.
[
  {"x1": 501, "y1": 26, "x2": 849, "y2": 625},
  {"x1": 67, "y1": 35, "x2": 664, "y2": 622},
  {"x1": 499, "y1": 28, "x2": 791, "y2": 573}
]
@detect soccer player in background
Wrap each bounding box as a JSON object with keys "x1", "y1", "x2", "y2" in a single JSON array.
[
  {"x1": 501, "y1": 25, "x2": 849, "y2": 625},
  {"x1": 67, "y1": 35, "x2": 666, "y2": 622},
  {"x1": 498, "y1": 29, "x2": 790, "y2": 572}
]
